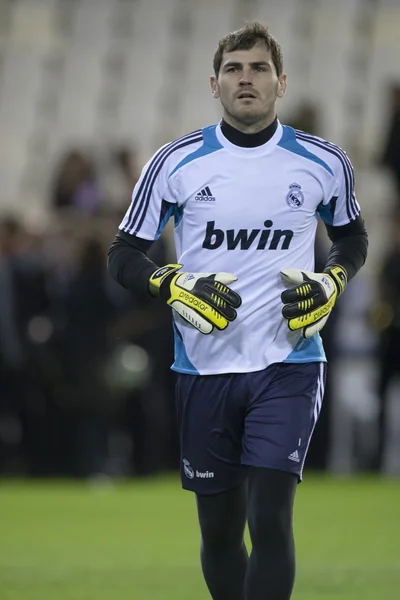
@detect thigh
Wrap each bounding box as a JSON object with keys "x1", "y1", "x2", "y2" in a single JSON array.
[
  {"x1": 196, "y1": 482, "x2": 248, "y2": 545},
  {"x1": 242, "y1": 362, "x2": 326, "y2": 481},
  {"x1": 175, "y1": 372, "x2": 247, "y2": 494},
  {"x1": 247, "y1": 467, "x2": 297, "y2": 537}
]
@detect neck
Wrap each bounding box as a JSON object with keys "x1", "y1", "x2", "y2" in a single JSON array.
[
  {"x1": 222, "y1": 111, "x2": 277, "y2": 134},
  {"x1": 220, "y1": 116, "x2": 278, "y2": 148}
]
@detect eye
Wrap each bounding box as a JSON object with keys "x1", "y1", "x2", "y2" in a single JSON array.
[
  {"x1": 226, "y1": 66, "x2": 240, "y2": 72},
  {"x1": 255, "y1": 65, "x2": 268, "y2": 72}
]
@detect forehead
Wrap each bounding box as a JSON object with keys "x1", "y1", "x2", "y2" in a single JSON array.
[{"x1": 221, "y1": 43, "x2": 273, "y2": 66}]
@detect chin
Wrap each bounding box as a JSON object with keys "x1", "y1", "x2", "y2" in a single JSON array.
[{"x1": 234, "y1": 111, "x2": 263, "y2": 126}]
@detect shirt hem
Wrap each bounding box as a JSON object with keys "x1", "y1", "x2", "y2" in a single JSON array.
[
  {"x1": 283, "y1": 357, "x2": 327, "y2": 364},
  {"x1": 171, "y1": 357, "x2": 326, "y2": 376}
]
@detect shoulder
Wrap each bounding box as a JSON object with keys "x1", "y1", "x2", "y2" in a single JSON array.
[
  {"x1": 141, "y1": 128, "x2": 205, "y2": 179},
  {"x1": 290, "y1": 127, "x2": 354, "y2": 180},
  {"x1": 161, "y1": 127, "x2": 205, "y2": 153},
  {"x1": 166, "y1": 124, "x2": 223, "y2": 178}
]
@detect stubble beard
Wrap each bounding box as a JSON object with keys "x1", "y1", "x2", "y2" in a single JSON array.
[{"x1": 223, "y1": 103, "x2": 273, "y2": 132}]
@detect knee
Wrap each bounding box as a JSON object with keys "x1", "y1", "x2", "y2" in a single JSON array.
[
  {"x1": 200, "y1": 515, "x2": 243, "y2": 551},
  {"x1": 248, "y1": 504, "x2": 292, "y2": 548}
]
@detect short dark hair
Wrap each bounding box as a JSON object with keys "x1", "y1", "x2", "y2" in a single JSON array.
[{"x1": 213, "y1": 21, "x2": 283, "y2": 78}]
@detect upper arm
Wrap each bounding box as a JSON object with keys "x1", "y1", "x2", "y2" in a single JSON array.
[
  {"x1": 116, "y1": 229, "x2": 154, "y2": 252},
  {"x1": 324, "y1": 213, "x2": 367, "y2": 242},
  {"x1": 119, "y1": 131, "x2": 203, "y2": 241},
  {"x1": 317, "y1": 147, "x2": 361, "y2": 227},
  {"x1": 119, "y1": 149, "x2": 177, "y2": 241}
]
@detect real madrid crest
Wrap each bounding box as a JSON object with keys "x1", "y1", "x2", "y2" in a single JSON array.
[{"x1": 286, "y1": 182, "x2": 304, "y2": 209}]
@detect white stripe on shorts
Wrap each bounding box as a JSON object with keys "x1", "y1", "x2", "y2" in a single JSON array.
[{"x1": 300, "y1": 362, "x2": 325, "y2": 480}]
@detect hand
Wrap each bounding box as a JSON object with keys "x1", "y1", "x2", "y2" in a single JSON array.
[
  {"x1": 280, "y1": 266, "x2": 347, "y2": 338},
  {"x1": 149, "y1": 264, "x2": 242, "y2": 334}
]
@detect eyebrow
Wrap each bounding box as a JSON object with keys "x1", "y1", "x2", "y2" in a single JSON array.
[{"x1": 222, "y1": 61, "x2": 270, "y2": 70}]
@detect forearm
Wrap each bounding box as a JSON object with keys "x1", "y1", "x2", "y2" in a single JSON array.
[{"x1": 107, "y1": 231, "x2": 158, "y2": 296}]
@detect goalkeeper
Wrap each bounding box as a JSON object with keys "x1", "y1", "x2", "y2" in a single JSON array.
[{"x1": 108, "y1": 21, "x2": 368, "y2": 600}]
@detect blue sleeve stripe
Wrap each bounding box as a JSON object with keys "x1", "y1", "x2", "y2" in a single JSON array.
[
  {"x1": 172, "y1": 321, "x2": 199, "y2": 374},
  {"x1": 168, "y1": 125, "x2": 223, "y2": 178},
  {"x1": 121, "y1": 131, "x2": 203, "y2": 235},
  {"x1": 295, "y1": 131, "x2": 359, "y2": 222},
  {"x1": 155, "y1": 199, "x2": 175, "y2": 239},
  {"x1": 317, "y1": 196, "x2": 338, "y2": 225},
  {"x1": 154, "y1": 201, "x2": 185, "y2": 239},
  {"x1": 278, "y1": 126, "x2": 334, "y2": 175}
]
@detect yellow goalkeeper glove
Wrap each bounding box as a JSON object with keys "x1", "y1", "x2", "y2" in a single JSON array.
[
  {"x1": 280, "y1": 266, "x2": 347, "y2": 338},
  {"x1": 149, "y1": 264, "x2": 242, "y2": 334}
]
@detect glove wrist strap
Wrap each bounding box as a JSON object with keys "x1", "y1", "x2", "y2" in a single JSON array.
[
  {"x1": 148, "y1": 264, "x2": 182, "y2": 297},
  {"x1": 324, "y1": 265, "x2": 348, "y2": 296}
]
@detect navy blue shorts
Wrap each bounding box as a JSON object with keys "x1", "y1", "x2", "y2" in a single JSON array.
[{"x1": 175, "y1": 362, "x2": 326, "y2": 494}]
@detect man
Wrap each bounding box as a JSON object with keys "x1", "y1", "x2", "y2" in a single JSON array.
[
  {"x1": 108, "y1": 22, "x2": 368, "y2": 600},
  {"x1": 380, "y1": 84, "x2": 400, "y2": 203},
  {"x1": 372, "y1": 209, "x2": 400, "y2": 471},
  {"x1": 0, "y1": 216, "x2": 51, "y2": 473}
]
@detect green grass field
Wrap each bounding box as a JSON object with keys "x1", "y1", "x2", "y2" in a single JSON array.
[{"x1": 1, "y1": 475, "x2": 399, "y2": 599}]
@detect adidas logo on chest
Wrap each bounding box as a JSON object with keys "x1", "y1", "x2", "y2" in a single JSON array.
[{"x1": 195, "y1": 186, "x2": 216, "y2": 202}]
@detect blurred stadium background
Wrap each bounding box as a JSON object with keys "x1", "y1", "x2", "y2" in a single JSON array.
[{"x1": 0, "y1": 0, "x2": 400, "y2": 598}]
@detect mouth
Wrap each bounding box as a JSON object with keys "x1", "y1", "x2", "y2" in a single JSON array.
[{"x1": 237, "y1": 91, "x2": 257, "y2": 100}]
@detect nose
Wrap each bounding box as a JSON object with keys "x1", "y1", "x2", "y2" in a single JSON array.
[{"x1": 239, "y1": 69, "x2": 254, "y2": 86}]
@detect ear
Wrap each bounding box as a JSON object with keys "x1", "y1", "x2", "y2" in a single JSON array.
[
  {"x1": 210, "y1": 76, "x2": 220, "y2": 99},
  {"x1": 277, "y1": 73, "x2": 287, "y2": 99}
]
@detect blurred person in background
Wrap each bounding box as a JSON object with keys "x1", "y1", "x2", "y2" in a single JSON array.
[
  {"x1": 286, "y1": 100, "x2": 321, "y2": 136},
  {"x1": 98, "y1": 145, "x2": 140, "y2": 219},
  {"x1": 51, "y1": 149, "x2": 102, "y2": 214},
  {"x1": 380, "y1": 83, "x2": 400, "y2": 204},
  {"x1": 371, "y1": 209, "x2": 400, "y2": 471},
  {"x1": 0, "y1": 216, "x2": 52, "y2": 473},
  {"x1": 108, "y1": 22, "x2": 367, "y2": 600},
  {"x1": 114, "y1": 146, "x2": 140, "y2": 194},
  {"x1": 116, "y1": 235, "x2": 177, "y2": 477},
  {"x1": 57, "y1": 235, "x2": 120, "y2": 477},
  {"x1": 54, "y1": 228, "x2": 175, "y2": 479}
]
